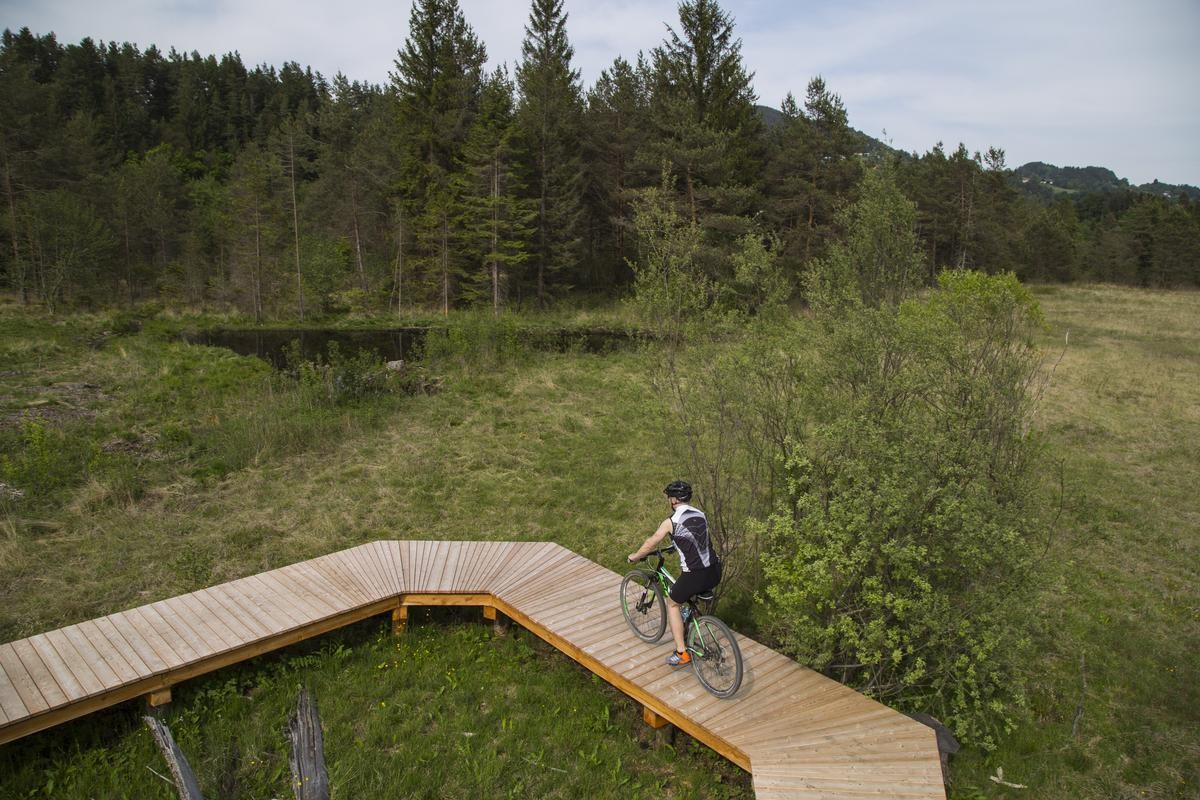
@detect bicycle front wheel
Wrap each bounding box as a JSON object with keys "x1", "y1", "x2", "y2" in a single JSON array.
[
  {"x1": 620, "y1": 570, "x2": 666, "y2": 643},
  {"x1": 688, "y1": 615, "x2": 743, "y2": 698}
]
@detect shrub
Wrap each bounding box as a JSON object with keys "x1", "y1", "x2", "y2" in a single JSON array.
[{"x1": 756, "y1": 271, "x2": 1046, "y2": 747}]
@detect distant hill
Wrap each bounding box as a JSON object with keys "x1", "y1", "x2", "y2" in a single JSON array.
[
  {"x1": 753, "y1": 107, "x2": 1198, "y2": 202},
  {"x1": 754, "y1": 105, "x2": 900, "y2": 161},
  {"x1": 1014, "y1": 161, "x2": 1200, "y2": 201}
]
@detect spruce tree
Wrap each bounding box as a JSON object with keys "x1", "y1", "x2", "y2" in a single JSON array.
[
  {"x1": 515, "y1": 0, "x2": 585, "y2": 306},
  {"x1": 645, "y1": 0, "x2": 762, "y2": 278},
  {"x1": 583, "y1": 55, "x2": 652, "y2": 289},
  {"x1": 454, "y1": 68, "x2": 534, "y2": 311},
  {"x1": 764, "y1": 78, "x2": 861, "y2": 275},
  {"x1": 391, "y1": 0, "x2": 486, "y2": 309}
]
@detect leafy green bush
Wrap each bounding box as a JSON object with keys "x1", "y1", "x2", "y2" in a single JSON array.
[
  {"x1": 284, "y1": 341, "x2": 395, "y2": 405},
  {"x1": 756, "y1": 271, "x2": 1046, "y2": 748},
  {"x1": 418, "y1": 313, "x2": 533, "y2": 371}
]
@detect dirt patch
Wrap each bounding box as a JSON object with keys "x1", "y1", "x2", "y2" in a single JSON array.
[{"x1": 0, "y1": 382, "x2": 108, "y2": 431}]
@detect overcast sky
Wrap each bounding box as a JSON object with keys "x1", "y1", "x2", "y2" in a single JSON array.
[{"x1": 4, "y1": 0, "x2": 1198, "y2": 186}]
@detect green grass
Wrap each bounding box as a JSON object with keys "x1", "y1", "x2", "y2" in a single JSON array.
[
  {"x1": 947, "y1": 285, "x2": 1200, "y2": 799},
  {"x1": 0, "y1": 613, "x2": 751, "y2": 799},
  {"x1": 1, "y1": 286, "x2": 1197, "y2": 798}
]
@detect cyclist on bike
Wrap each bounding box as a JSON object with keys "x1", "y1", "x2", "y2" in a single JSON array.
[{"x1": 628, "y1": 480, "x2": 722, "y2": 666}]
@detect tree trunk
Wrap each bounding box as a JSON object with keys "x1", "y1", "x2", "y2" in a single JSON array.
[
  {"x1": 253, "y1": 204, "x2": 263, "y2": 323},
  {"x1": 441, "y1": 214, "x2": 449, "y2": 315},
  {"x1": 351, "y1": 181, "x2": 368, "y2": 293},
  {"x1": 492, "y1": 157, "x2": 500, "y2": 314},
  {"x1": 393, "y1": 206, "x2": 404, "y2": 316},
  {"x1": 1, "y1": 145, "x2": 26, "y2": 305},
  {"x1": 287, "y1": 128, "x2": 305, "y2": 320}
]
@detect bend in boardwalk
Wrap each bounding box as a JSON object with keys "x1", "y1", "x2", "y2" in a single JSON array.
[{"x1": 0, "y1": 540, "x2": 946, "y2": 799}]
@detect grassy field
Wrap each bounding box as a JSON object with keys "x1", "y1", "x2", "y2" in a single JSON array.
[{"x1": 0, "y1": 285, "x2": 1197, "y2": 798}]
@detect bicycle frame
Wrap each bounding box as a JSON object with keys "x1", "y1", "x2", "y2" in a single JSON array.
[{"x1": 641, "y1": 546, "x2": 703, "y2": 632}]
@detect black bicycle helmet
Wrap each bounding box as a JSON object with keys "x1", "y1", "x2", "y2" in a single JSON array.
[{"x1": 664, "y1": 480, "x2": 692, "y2": 502}]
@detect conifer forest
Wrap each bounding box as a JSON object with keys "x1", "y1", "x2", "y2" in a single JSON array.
[{"x1": 3, "y1": 0, "x2": 1197, "y2": 317}]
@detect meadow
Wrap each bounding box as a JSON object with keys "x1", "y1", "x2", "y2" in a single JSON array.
[{"x1": 0, "y1": 284, "x2": 1196, "y2": 798}]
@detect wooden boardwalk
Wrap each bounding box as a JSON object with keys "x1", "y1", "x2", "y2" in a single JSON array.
[{"x1": 0, "y1": 541, "x2": 946, "y2": 798}]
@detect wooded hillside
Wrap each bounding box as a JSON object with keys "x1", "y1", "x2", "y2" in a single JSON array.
[{"x1": 3, "y1": 0, "x2": 1198, "y2": 315}]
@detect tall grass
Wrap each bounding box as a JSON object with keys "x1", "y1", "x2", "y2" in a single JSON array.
[{"x1": 1, "y1": 287, "x2": 1196, "y2": 797}]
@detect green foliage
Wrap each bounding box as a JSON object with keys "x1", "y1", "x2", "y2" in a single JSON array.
[
  {"x1": 0, "y1": 620, "x2": 752, "y2": 798},
  {"x1": 626, "y1": 171, "x2": 720, "y2": 344},
  {"x1": 0, "y1": 420, "x2": 97, "y2": 511},
  {"x1": 515, "y1": 0, "x2": 586, "y2": 306},
  {"x1": 283, "y1": 340, "x2": 408, "y2": 406},
  {"x1": 807, "y1": 165, "x2": 925, "y2": 310},
  {"x1": 730, "y1": 230, "x2": 790, "y2": 317},
  {"x1": 417, "y1": 313, "x2": 534, "y2": 373},
  {"x1": 757, "y1": 270, "x2": 1046, "y2": 748}
]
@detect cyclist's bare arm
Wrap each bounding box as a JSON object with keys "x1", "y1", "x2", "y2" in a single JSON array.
[{"x1": 628, "y1": 518, "x2": 672, "y2": 563}]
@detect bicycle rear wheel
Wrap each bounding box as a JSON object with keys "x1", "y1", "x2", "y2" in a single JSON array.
[
  {"x1": 620, "y1": 570, "x2": 666, "y2": 643},
  {"x1": 688, "y1": 615, "x2": 743, "y2": 698}
]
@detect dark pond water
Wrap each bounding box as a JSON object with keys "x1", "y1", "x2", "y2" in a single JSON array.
[{"x1": 182, "y1": 327, "x2": 643, "y2": 367}]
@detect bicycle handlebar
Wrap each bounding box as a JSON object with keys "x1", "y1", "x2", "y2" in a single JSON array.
[{"x1": 630, "y1": 544, "x2": 676, "y2": 563}]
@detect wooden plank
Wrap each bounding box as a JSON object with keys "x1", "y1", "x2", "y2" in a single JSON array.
[
  {"x1": 308, "y1": 553, "x2": 375, "y2": 607},
  {"x1": 396, "y1": 540, "x2": 418, "y2": 594},
  {"x1": 272, "y1": 564, "x2": 345, "y2": 617},
  {"x1": 57, "y1": 625, "x2": 124, "y2": 690},
  {"x1": 75, "y1": 620, "x2": 142, "y2": 684},
  {"x1": 328, "y1": 546, "x2": 377, "y2": 600},
  {"x1": 120, "y1": 607, "x2": 188, "y2": 670},
  {"x1": 502, "y1": 558, "x2": 603, "y2": 609},
  {"x1": 91, "y1": 616, "x2": 155, "y2": 676},
  {"x1": 417, "y1": 540, "x2": 448, "y2": 592},
  {"x1": 372, "y1": 540, "x2": 403, "y2": 596},
  {"x1": 471, "y1": 541, "x2": 510, "y2": 590},
  {"x1": 488, "y1": 544, "x2": 573, "y2": 599},
  {"x1": 26, "y1": 634, "x2": 88, "y2": 700},
  {"x1": 163, "y1": 594, "x2": 245, "y2": 654},
  {"x1": 295, "y1": 556, "x2": 372, "y2": 610},
  {"x1": 432, "y1": 541, "x2": 464, "y2": 592},
  {"x1": 173, "y1": 591, "x2": 255, "y2": 648},
  {"x1": 508, "y1": 568, "x2": 614, "y2": 618},
  {"x1": 452, "y1": 541, "x2": 485, "y2": 591},
  {"x1": 288, "y1": 558, "x2": 366, "y2": 609},
  {"x1": 0, "y1": 642, "x2": 51, "y2": 714},
  {"x1": 0, "y1": 647, "x2": 35, "y2": 719},
  {"x1": 40, "y1": 629, "x2": 111, "y2": 698},
  {"x1": 104, "y1": 612, "x2": 171, "y2": 675},
  {"x1": 247, "y1": 573, "x2": 328, "y2": 627},
  {"x1": 196, "y1": 584, "x2": 278, "y2": 640},
  {"x1": 335, "y1": 546, "x2": 386, "y2": 601},
  {"x1": 140, "y1": 603, "x2": 208, "y2": 664},
  {"x1": 235, "y1": 574, "x2": 313, "y2": 631},
  {"x1": 487, "y1": 541, "x2": 537, "y2": 592},
  {"x1": 167, "y1": 594, "x2": 246, "y2": 652},
  {"x1": 405, "y1": 540, "x2": 429, "y2": 591}
]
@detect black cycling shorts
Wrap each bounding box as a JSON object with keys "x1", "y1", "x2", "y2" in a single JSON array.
[{"x1": 669, "y1": 561, "x2": 721, "y2": 604}]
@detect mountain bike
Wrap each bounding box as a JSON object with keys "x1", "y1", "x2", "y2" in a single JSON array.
[{"x1": 620, "y1": 545, "x2": 743, "y2": 698}]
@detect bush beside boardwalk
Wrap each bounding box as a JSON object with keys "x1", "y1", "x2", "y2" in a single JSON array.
[{"x1": 0, "y1": 285, "x2": 1197, "y2": 798}]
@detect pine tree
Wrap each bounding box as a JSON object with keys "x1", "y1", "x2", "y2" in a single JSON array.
[
  {"x1": 454, "y1": 68, "x2": 534, "y2": 311},
  {"x1": 583, "y1": 55, "x2": 652, "y2": 289},
  {"x1": 391, "y1": 0, "x2": 486, "y2": 309},
  {"x1": 515, "y1": 0, "x2": 585, "y2": 305},
  {"x1": 227, "y1": 143, "x2": 284, "y2": 321},
  {"x1": 645, "y1": 0, "x2": 762, "y2": 278}
]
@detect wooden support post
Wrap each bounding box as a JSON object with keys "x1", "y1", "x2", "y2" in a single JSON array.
[
  {"x1": 482, "y1": 605, "x2": 511, "y2": 637},
  {"x1": 391, "y1": 606, "x2": 408, "y2": 635},
  {"x1": 147, "y1": 688, "x2": 172, "y2": 709},
  {"x1": 643, "y1": 705, "x2": 675, "y2": 747}
]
